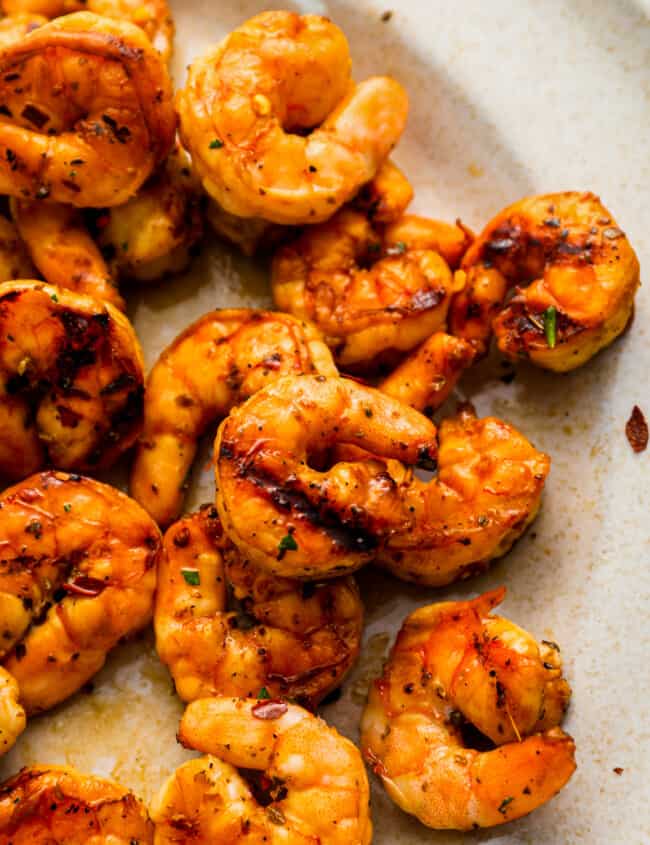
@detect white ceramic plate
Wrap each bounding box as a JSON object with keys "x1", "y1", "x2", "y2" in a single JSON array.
[{"x1": 2, "y1": 2, "x2": 649, "y2": 843}]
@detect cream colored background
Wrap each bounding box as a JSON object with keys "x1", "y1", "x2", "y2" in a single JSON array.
[{"x1": 2, "y1": 1, "x2": 649, "y2": 842}]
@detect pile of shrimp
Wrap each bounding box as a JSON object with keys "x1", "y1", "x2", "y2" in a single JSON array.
[{"x1": 0, "y1": 5, "x2": 641, "y2": 840}]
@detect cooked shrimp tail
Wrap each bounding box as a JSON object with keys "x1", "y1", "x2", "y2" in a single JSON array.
[{"x1": 379, "y1": 331, "x2": 476, "y2": 413}]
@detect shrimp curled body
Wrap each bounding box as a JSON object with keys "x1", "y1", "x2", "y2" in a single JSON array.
[
  {"x1": 0, "y1": 765, "x2": 153, "y2": 843},
  {"x1": 151, "y1": 696, "x2": 372, "y2": 845},
  {"x1": 451, "y1": 191, "x2": 640, "y2": 370},
  {"x1": 0, "y1": 471, "x2": 160, "y2": 714},
  {"x1": 0, "y1": 12, "x2": 176, "y2": 207},
  {"x1": 376, "y1": 404, "x2": 549, "y2": 586},
  {"x1": 130, "y1": 309, "x2": 337, "y2": 527},
  {"x1": 272, "y1": 209, "x2": 470, "y2": 371},
  {"x1": 0, "y1": 281, "x2": 144, "y2": 481},
  {"x1": 361, "y1": 588, "x2": 576, "y2": 830},
  {"x1": 155, "y1": 507, "x2": 363, "y2": 708},
  {"x1": 177, "y1": 11, "x2": 408, "y2": 225},
  {"x1": 215, "y1": 374, "x2": 438, "y2": 580}
]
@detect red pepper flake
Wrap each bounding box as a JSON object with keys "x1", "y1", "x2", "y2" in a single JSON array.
[
  {"x1": 63, "y1": 576, "x2": 106, "y2": 597},
  {"x1": 252, "y1": 700, "x2": 288, "y2": 720},
  {"x1": 613, "y1": 767, "x2": 624, "y2": 775},
  {"x1": 625, "y1": 405, "x2": 648, "y2": 453}
]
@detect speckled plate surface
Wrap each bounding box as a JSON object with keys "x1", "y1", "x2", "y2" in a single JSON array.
[{"x1": 2, "y1": 1, "x2": 649, "y2": 842}]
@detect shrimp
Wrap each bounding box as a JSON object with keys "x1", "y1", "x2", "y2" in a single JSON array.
[
  {"x1": 271, "y1": 209, "x2": 470, "y2": 372},
  {"x1": 451, "y1": 191, "x2": 640, "y2": 370},
  {"x1": 1, "y1": 0, "x2": 173, "y2": 61},
  {"x1": 0, "y1": 215, "x2": 36, "y2": 281},
  {"x1": 361, "y1": 588, "x2": 576, "y2": 830},
  {"x1": 151, "y1": 696, "x2": 372, "y2": 845},
  {"x1": 177, "y1": 11, "x2": 408, "y2": 225},
  {"x1": 379, "y1": 332, "x2": 476, "y2": 414},
  {"x1": 155, "y1": 506, "x2": 363, "y2": 708},
  {"x1": 0, "y1": 12, "x2": 176, "y2": 207},
  {"x1": 0, "y1": 668, "x2": 25, "y2": 757},
  {"x1": 0, "y1": 765, "x2": 153, "y2": 843},
  {"x1": 93, "y1": 145, "x2": 203, "y2": 282},
  {"x1": 215, "y1": 377, "x2": 547, "y2": 585},
  {"x1": 0, "y1": 281, "x2": 144, "y2": 480},
  {"x1": 10, "y1": 200, "x2": 124, "y2": 310},
  {"x1": 0, "y1": 471, "x2": 160, "y2": 714},
  {"x1": 130, "y1": 309, "x2": 337, "y2": 527},
  {"x1": 376, "y1": 403, "x2": 549, "y2": 586},
  {"x1": 0, "y1": 12, "x2": 46, "y2": 48},
  {"x1": 214, "y1": 374, "x2": 438, "y2": 580}
]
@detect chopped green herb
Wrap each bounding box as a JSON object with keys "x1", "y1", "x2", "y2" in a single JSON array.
[
  {"x1": 257, "y1": 686, "x2": 271, "y2": 700},
  {"x1": 498, "y1": 796, "x2": 514, "y2": 815},
  {"x1": 209, "y1": 138, "x2": 224, "y2": 149},
  {"x1": 121, "y1": 242, "x2": 129, "y2": 252},
  {"x1": 278, "y1": 534, "x2": 298, "y2": 553},
  {"x1": 50, "y1": 293, "x2": 58, "y2": 302},
  {"x1": 181, "y1": 568, "x2": 200, "y2": 586},
  {"x1": 543, "y1": 306, "x2": 557, "y2": 349},
  {"x1": 63, "y1": 503, "x2": 72, "y2": 513}
]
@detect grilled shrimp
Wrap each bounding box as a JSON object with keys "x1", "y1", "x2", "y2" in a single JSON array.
[
  {"x1": 11, "y1": 200, "x2": 123, "y2": 309},
  {"x1": 130, "y1": 309, "x2": 337, "y2": 527},
  {"x1": 0, "y1": 12, "x2": 45, "y2": 48},
  {"x1": 1, "y1": 0, "x2": 173, "y2": 60},
  {"x1": 271, "y1": 209, "x2": 470, "y2": 371},
  {"x1": 0, "y1": 471, "x2": 160, "y2": 714},
  {"x1": 151, "y1": 697, "x2": 372, "y2": 845},
  {"x1": 215, "y1": 375, "x2": 438, "y2": 580},
  {"x1": 0, "y1": 668, "x2": 25, "y2": 756},
  {"x1": 377, "y1": 404, "x2": 549, "y2": 586},
  {"x1": 216, "y1": 377, "x2": 547, "y2": 585},
  {"x1": 361, "y1": 588, "x2": 576, "y2": 830},
  {"x1": 94, "y1": 145, "x2": 203, "y2": 282},
  {"x1": 0, "y1": 281, "x2": 144, "y2": 480},
  {"x1": 0, "y1": 12, "x2": 175, "y2": 207},
  {"x1": 379, "y1": 332, "x2": 476, "y2": 414},
  {"x1": 177, "y1": 11, "x2": 408, "y2": 225},
  {"x1": 451, "y1": 191, "x2": 640, "y2": 370},
  {"x1": 155, "y1": 506, "x2": 363, "y2": 708},
  {"x1": 0, "y1": 215, "x2": 36, "y2": 281},
  {"x1": 0, "y1": 765, "x2": 153, "y2": 843}
]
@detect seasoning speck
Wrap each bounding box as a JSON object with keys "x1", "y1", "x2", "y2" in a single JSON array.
[
  {"x1": 381, "y1": 10, "x2": 393, "y2": 21},
  {"x1": 625, "y1": 405, "x2": 648, "y2": 453}
]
